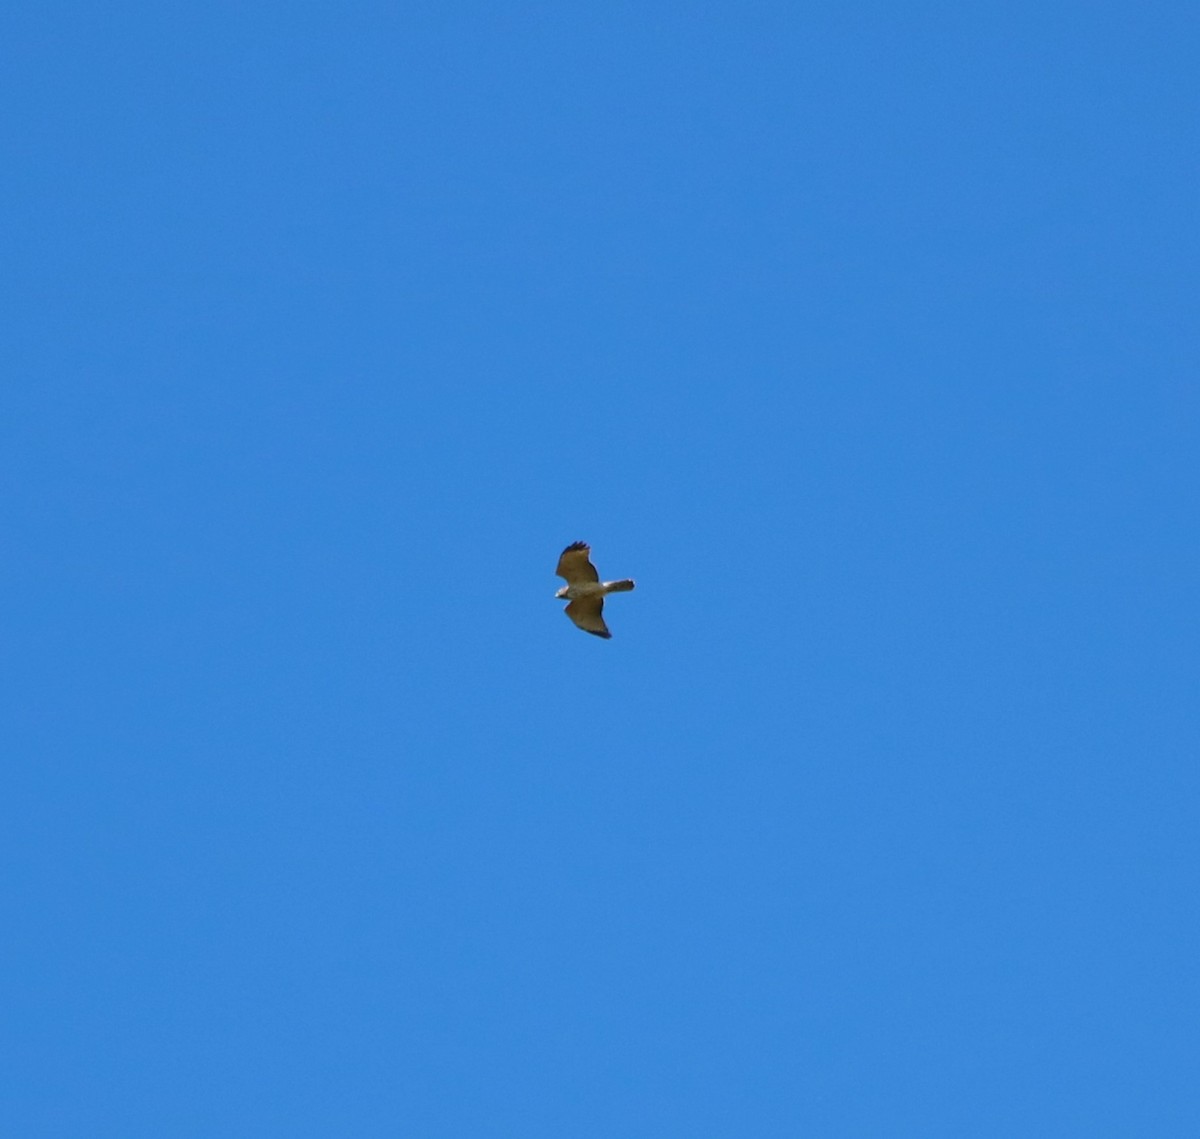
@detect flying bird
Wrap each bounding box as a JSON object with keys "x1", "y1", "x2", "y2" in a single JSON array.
[{"x1": 554, "y1": 541, "x2": 635, "y2": 639}]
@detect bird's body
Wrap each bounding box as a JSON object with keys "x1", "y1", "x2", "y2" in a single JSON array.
[
  {"x1": 554, "y1": 542, "x2": 635, "y2": 638},
  {"x1": 556, "y1": 579, "x2": 617, "y2": 601}
]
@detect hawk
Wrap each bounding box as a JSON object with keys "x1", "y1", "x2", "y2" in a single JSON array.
[{"x1": 554, "y1": 541, "x2": 635, "y2": 639}]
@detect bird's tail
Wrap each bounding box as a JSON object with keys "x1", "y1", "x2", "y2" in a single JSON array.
[{"x1": 604, "y1": 579, "x2": 635, "y2": 593}]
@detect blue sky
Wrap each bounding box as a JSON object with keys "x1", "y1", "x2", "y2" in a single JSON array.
[{"x1": 2, "y1": 2, "x2": 1196, "y2": 1135}]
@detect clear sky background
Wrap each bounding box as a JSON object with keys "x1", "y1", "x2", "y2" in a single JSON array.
[{"x1": 2, "y1": 3, "x2": 1196, "y2": 1135}]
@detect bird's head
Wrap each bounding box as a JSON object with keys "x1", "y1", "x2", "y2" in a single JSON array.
[{"x1": 554, "y1": 586, "x2": 568, "y2": 600}]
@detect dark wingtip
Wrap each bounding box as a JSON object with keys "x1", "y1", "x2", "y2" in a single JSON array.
[
  {"x1": 563, "y1": 540, "x2": 589, "y2": 553},
  {"x1": 586, "y1": 628, "x2": 612, "y2": 639}
]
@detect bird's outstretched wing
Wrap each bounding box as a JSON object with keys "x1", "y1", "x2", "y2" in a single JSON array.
[
  {"x1": 565, "y1": 597, "x2": 611, "y2": 638},
  {"x1": 556, "y1": 541, "x2": 600, "y2": 583}
]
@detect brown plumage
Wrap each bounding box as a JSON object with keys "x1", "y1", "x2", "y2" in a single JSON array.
[{"x1": 554, "y1": 541, "x2": 635, "y2": 638}]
